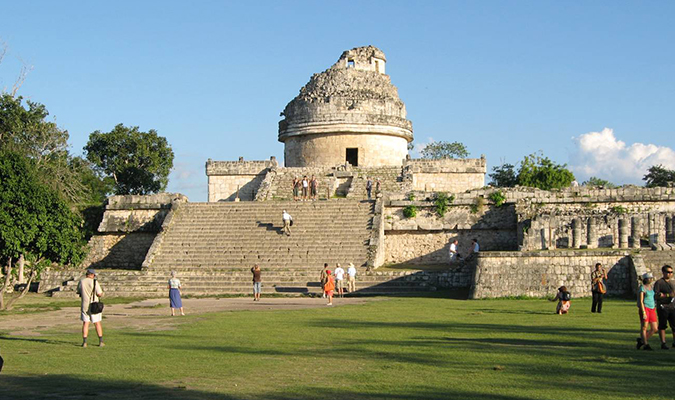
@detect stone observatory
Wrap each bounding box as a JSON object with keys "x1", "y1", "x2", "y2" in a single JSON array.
[{"x1": 278, "y1": 46, "x2": 413, "y2": 167}]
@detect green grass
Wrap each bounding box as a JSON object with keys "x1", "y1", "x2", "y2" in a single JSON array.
[
  {"x1": 0, "y1": 295, "x2": 146, "y2": 315},
  {"x1": 0, "y1": 295, "x2": 670, "y2": 399}
]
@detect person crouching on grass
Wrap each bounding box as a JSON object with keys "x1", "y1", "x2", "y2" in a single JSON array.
[
  {"x1": 554, "y1": 286, "x2": 571, "y2": 315},
  {"x1": 637, "y1": 273, "x2": 658, "y2": 350},
  {"x1": 324, "y1": 270, "x2": 335, "y2": 306}
]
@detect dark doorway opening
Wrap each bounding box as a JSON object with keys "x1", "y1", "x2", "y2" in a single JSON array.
[{"x1": 346, "y1": 148, "x2": 358, "y2": 166}]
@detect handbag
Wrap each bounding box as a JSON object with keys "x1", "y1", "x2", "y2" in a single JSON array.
[
  {"x1": 597, "y1": 281, "x2": 607, "y2": 295},
  {"x1": 88, "y1": 279, "x2": 104, "y2": 314}
]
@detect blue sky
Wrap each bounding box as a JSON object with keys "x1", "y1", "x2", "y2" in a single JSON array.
[{"x1": 2, "y1": 1, "x2": 674, "y2": 201}]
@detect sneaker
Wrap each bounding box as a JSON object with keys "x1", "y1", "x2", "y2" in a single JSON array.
[
  {"x1": 643, "y1": 344, "x2": 653, "y2": 351},
  {"x1": 636, "y1": 337, "x2": 644, "y2": 350},
  {"x1": 98, "y1": 342, "x2": 105, "y2": 347},
  {"x1": 661, "y1": 343, "x2": 669, "y2": 350},
  {"x1": 82, "y1": 342, "x2": 87, "y2": 348},
  {"x1": 327, "y1": 303, "x2": 332, "y2": 306}
]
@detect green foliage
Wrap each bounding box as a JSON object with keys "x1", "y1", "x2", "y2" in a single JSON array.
[
  {"x1": 84, "y1": 123, "x2": 174, "y2": 195},
  {"x1": 434, "y1": 192, "x2": 454, "y2": 217},
  {"x1": 420, "y1": 141, "x2": 469, "y2": 159},
  {"x1": 582, "y1": 176, "x2": 616, "y2": 188},
  {"x1": 643, "y1": 165, "x2": 675, "y2": 188},
  {"x1": 403, "y1": 205, "x2": 417, "y2": 218},
  {"x1": 407, "y1": 192, "x2": 415, "y2": 201},
  {"x1": 611, "y1": 205, "x2": 628, "y2": 215},
  {"x1": 470, "y1": 197, "x2": 486, "y2": 214},
  {"x1": 0, "y1": 150, "x2": 85, "y2": 268},
  {"x1": 407, "y1": 141, "x2": 414, "y2": 151},
  {"x1": 516, "y1": 152, "x2": 575, "y2": 190},
  {"x1": 489, "y1": 163, "x2": 518, "y2": 187},
  {"x1": 488, "y1": 190, "x2": 506, "y2": 207}
]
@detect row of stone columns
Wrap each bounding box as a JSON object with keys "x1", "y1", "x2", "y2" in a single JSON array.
[{"x1": 568, "y1": 213, "x2": 674, "y2": 249}]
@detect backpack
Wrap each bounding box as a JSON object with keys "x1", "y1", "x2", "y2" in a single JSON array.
[{"x1": 561, "y1": 291, "x2": 571, "y2": 301}]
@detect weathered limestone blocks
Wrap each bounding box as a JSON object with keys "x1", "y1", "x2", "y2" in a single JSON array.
[
  {"x1": 470, "y1": 251, "x2": 634, "y2": 299},
  {"x1": 206, "y1": 159, "x2": 278, "y2": 202}
]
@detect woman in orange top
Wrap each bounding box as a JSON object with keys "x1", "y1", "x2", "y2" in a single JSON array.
[{"x1": 324, "y1": 270, "x2": 335, "y2": 306}]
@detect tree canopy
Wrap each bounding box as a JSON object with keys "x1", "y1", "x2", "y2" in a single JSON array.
[
  {"x1": 489, "y1": 163, "x2": 518, "y2": 187},
  {"x1": 420, "y1": 141, "x2": 469, "y2": 159},
  {"x1": 84, "y1": 124, "x2": 174, "y2": 195},
  {"x1": 643, "y1": 165, "x2": 675, "y2": 188},
  {"x1": 582, "y1": 176, "x2": 616, "y2": 188},
  {"x1": 516, "y1": 153, "x2": 575, "y2": 190}
]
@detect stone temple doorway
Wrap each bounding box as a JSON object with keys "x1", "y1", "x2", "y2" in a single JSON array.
[{"x1": 346, "y1": 148, "x2": 358, "y2": 166}]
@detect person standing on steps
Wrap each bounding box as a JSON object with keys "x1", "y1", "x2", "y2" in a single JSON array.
[
  {"x1": 76, "y1": 269, "x2": 104, "y2": 347},
  {"x1": 168, "y1": 271, "x2": 185, "y2": 316},
  {"x1": 251, "y1": 264, "x2": 262, "y2": 302},
  {"x1": 637, "y1": 272, "x2": 657, "y2": 350},
  {"x1": 654, "y1": 264, "x2": 675, "y2": 350},
  {"x1": 347, "y1": 262, "x2": 357, "y2": 293},
  {"x1": 292, "y1": 177, "x2": 299, "y2": 201},
  {"x1": 467, "y1": 238, "x2": 479, "y2": 261},
  {"x1": 334, "y1": 263, "x2": 345, "y2": 298},
  {"x1": 310, "y1": 175, "x2": 318, "y2": 200},
  {"x1": 366, "y1": 178, "x2": 373, "y2": 200},
  {"x1": 320, "y1": 263, "x2": 329, "y2": 298},
  {"x1": 282, "y1": 210, "x2": 293, "y2": 236},
  {"x1": 302, "y1": 175, "x2": 309, "y2": 201},
  {"x1": 375, "y1": 179, "x2": 381, "y2": 196},
  {"x1": 448, "y1": 239, "x2": 460, "y2": 263},
  {"x1": 591, "y1": 262, "x2": 608, "y2": 313}
]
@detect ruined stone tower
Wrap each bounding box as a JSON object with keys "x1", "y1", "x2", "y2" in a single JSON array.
[{"x1": 278, "y1": 46, "x2": 413, "y2": 167}]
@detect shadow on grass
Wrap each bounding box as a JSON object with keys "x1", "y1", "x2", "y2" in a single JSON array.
[
  {"x1": 0, "y1": 374, "x2": 538, "y2": 400},
  {"x1": 0, "y1": 335, "x2": 74, "y2": 346}
]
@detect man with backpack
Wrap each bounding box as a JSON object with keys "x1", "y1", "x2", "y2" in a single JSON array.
[
  {"x1": 77, "y1": 269, "x2": 105, "y2": 347},
  {"x1": 654, "y1": 265, "x2": 675, "y2": 350}
]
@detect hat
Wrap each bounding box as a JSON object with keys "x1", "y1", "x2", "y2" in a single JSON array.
[
  {"x1": 348, "y1": 263, "x2": 354, "y2": 268},
  {"x1": 642, "y1": 272, "x2": 654, "y2": 280},
  {"x1": 326, "y1": 270, "x2": 332, "y2": 275},
  {"x1": 86, "y1": 268, "x2": 96, "y2": 275}
]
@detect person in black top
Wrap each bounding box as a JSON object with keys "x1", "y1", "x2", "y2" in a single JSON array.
[{"x1": 654, "y1": 264, "x2": 675, "y2": 350}]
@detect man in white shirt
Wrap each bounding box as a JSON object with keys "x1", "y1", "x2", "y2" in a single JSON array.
[
  {"x1": 282, "y1": 210, "x2": 293, "y2": 236},
  {"x1": 449, "y1": 239, "x2": 460, "y2": 263},
  {"x1": 334, "y1": 263, "x2": 345, "y2": 298},
  {"x1": 467, "y1": 239, "x2": 479, "y2": 261},
  {"x1": 77, "y1": 268, "x2": 105, "y2": 347},
  {"x1": 347, "y1": 263, "x2": 357, "y2": 293}
]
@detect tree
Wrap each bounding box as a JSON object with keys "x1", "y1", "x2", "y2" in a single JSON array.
[
  {"x1": 489, "y1": 163, "x2": 518, "y2": 187},
  {"x1": 582, "y1": 176, "x2": 616, "y2": 188},
  {"x1": 0, "y1": 150, "x2": 85, "y2": 309},
  {"x1": 420, "y1": 141, "x2": 469, "y2": 159},
  {"x1": 643, "y1": 165, "x2": 675, "y2": 188},
  {"x1": 516, "y1": 152, "x2": 575, "y2": 190},
  {"x1": 84, "y1": 124, "x2": 174, "y2": 195}
]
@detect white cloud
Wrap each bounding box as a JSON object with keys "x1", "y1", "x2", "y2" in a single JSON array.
[{"x1": 570, "y1": 128, "x2": 675, "y2": 185}]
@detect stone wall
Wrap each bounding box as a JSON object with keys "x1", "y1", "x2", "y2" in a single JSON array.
[
  {"x1": 283, "y1": 132, "x2": 409, "y2": 167},
  {"x1": 206, "y1": 159, "x2": 277, "y2": 202},
  {"x1": 470, "y1": 251, "x2": 634, "y2": 299},
  {"x1": 406, "y1": 157, "x2": 486, "y2": 193}
]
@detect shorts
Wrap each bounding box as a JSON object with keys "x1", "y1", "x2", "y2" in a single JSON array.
[
  {"x1": 253, "y1": 282, "x2": 262, "y2": 294},
  {"x1": 81, "y1": 311, "x2": 102, "y2": 323},
  {"x1": 641, "y1": 307, "x2": 657, "y2": 323},
  {"x1": 336, "y1": 279, "x2": 343, "y2": 289},
  {"x1": 657, "y1": 306, "x2": 675, "y2": 331}
]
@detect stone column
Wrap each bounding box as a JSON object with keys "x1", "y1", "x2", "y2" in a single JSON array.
[
  {"x1": 666, "y1": 216, "x2": 673, "y2": 243},
  {"x1": 631, "y1": 216, "x2": 642, "y2": 248},
  {"x1": 572, "y1": 218, "x2": 582, "y2": 249},
  {"x1": 587, "y1": 218, "x2": 597, "y2": 249},
  {"x1": 619, "y1": 218, "x2": 629, "y2": 249}
]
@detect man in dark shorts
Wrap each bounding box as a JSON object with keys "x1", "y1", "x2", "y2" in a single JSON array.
[{"x1": 654, "y1": 264, "x2": 675, "y2": 350}]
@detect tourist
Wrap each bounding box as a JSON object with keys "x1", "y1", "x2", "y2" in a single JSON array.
[
  {"x1": 449, "y1": 239, "x2": 461, "y2": 263},
  {"x1": 320, "y1": 263, "x2": 329, "y2": 298},
  {"x1": 292, "y1": 177, "x2": 299, "y2": 201},
  {"x1": 554, "y1": 286, "x2": 571, "y2": 315},
  {"x1": 168, "y1": 271, "x2": 185, "y2": 316},
  {"x1": 591, "y1": 263, "x2": 607, "y2": 313},
  {"x1": 637, "y1": 272, "x2": 657, "y2": 350},
  {"x1": 375, "y1": 178, "x2": 381, "y2": 195},
  {"x1": 302, "y1": 175, "x2": 309, "y2": 200},
  {"x1": 654, "y1": 264, "x2": 675, "y2": 349},
  {"x1": 366, "y1": 178, "x2": 373, "y2": 200},
  {"x1": 324, "y1": 270, "x2": 335, "y2": 305},
  {"x1": 347, "y1": 262, "x2": 357, "y2": 293},
  {"x1": 76, "y1": 268, "x2": 104, "y2": 347},
  {"x1": 467, "y1": 238, "x2": 479, "y2": 260},
  {"x1": 334, "y1": 263, "x2": 345, "y2": 298},
  {"x1": 282, "y1": 210, "x2": 293, "y2": 236},
  {"x1": 251, "y1": 264, "x2": 262, "y2": 302},
  {"x1": 310, "y1": 175, "x2": 318, "y2": 200}
]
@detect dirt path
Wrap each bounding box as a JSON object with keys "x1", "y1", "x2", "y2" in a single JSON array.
[{"x1": 0, "y1": 297, "x2": 378, "y2": 336}]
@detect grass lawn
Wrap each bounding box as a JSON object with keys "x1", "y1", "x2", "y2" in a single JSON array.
[{"x1": 0, "y1": 294, "x2": 671, "y2": 400}]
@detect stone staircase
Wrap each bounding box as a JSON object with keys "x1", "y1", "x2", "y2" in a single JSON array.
[
  {"x1": 641, "y1": 250, "x2": 675, "y2": 276},
  {"x1": 347, "y1": 166, "x2": 406, "y2": 199},
  {"x1": 266, "y1": 168, "x2": 338, "y2": 200}
]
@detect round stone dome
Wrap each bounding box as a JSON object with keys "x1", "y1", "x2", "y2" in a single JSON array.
[{"x1": 278, "y1": 46, "x2": 413, "y2": 167}]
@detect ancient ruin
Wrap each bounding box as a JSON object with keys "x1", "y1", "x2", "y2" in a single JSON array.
[{"x1": 40, "y1": 46, "x2": 675, "y2": 299}]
